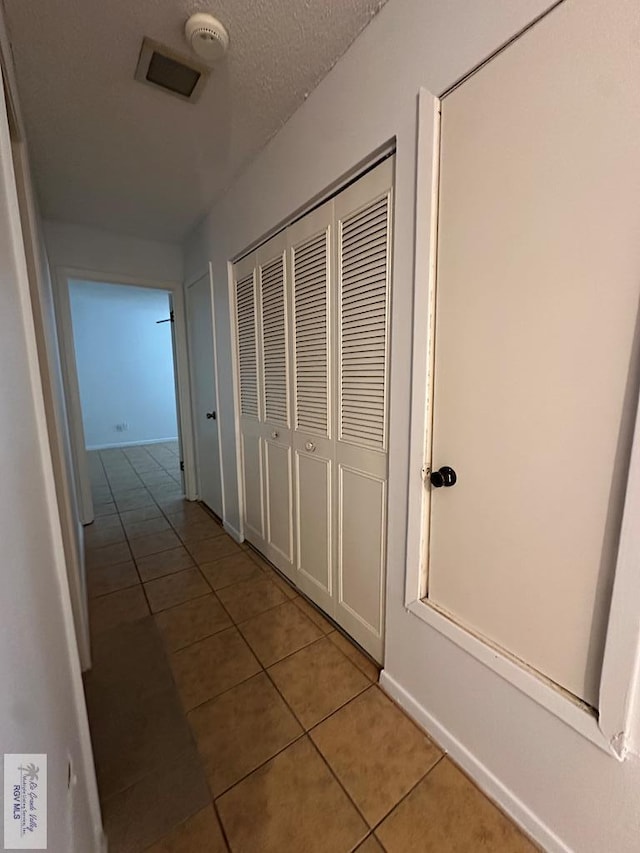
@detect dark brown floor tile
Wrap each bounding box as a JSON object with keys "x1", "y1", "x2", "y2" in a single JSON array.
[
  {"x1": 155, "y1": 594, "x2": 232, "y2": 652},
  {"x1": 101, "y1": 748, "x2": 210, "y2": 853},
  {"x1": 268, "y1": 637, "x2": 369, "y2": 728},
  {"x1": 172, "y1": 517, "x2": 226, "y2": 544},
  {"x1": 356, "y1": 836, "x2": 385, "y2": 852},
  {"x1": 238, "y1": 600, "x2": 323, "y2": 667},
  {"x1": 114, "y1": 489, "x2": 156, "y2": 512},
  {"x1": 189, "y1": 672, "x2": 302, "y2": 795},
  {"x1": 87, "y1": 560, "x2": 139, "y2": 599},
  {"x1": 376, "y1": 757, "x2": 537, "y2": 852},
  {"x1": 84, "y1": 616, "x2": 174, "y2": 715},
  {"x1": 169, "y1": 626, "x2": 261, "y2": 711},
  {"x1": 187, "y1": 535, "x2": 241, "y2": 564},
  {"x1": 89, "y1": 586, "x2": 149, "y2": 636},
  {"x1": 144, "y1": 568, "x2": 210, "y2": 612},
  {"x1": 311, "y1": 687, "x2": 442, "y2": 826},
  {"x1": 109, "y1": 481, "x2": 144, "y2": 498},
  {"x1": 129, "y1": 529, "x2": 182, "y2": 559},
  {"x1": 94, "y1": 501, "x2": 118, "y2": 518},
  {"x1": 91, "y1": 485, "x2": 112, "y2": 502},
  {"x1": 293, "y1": 596, "x2": 334, "y2": 633},
  {"x1": 137, "y1": 547, "x2": 195, "y2": 582},
  {"x1": 260, "y1": 566, "x2": 299, "y2": 599},
  {"x1": 216, "y1": 737, "x2": 367, "y2": 853},
  {"x1": 86, "y1": 541, "x2": 132, "y2": 570},
  {"x1": 329, "y1": 630, "x2": 380, "y2": 682},
  {"x1": 119, "y1": 505, "x2": 164, "y2": 524},
  {"x1": 123, "y1": 515, "x2": 171, "y2": 540},
  {"x1": 149, "y1": 485, "x2": 184, "y2": 503},
  {"x1": 144, "y1": 806, "x2": 227, "y2": 853},
  {"x1": 85, "y1": 518, "x2": 126, "y2": 549},
  {"x1": 92, "y1": 686, "x2": 196, "y2": 798},
  {"x1": 199, "y1": 552, "x2": 263, "y2": 590},
  {"x1": 216, "y1": 575, "x2": 287, "y2": 623},
  {"x1": 166, "y1": 505, "x2": 210, "y2": 527},
  {"x1": 155, "y1": 496, "x2": 194, "y2": 515}
]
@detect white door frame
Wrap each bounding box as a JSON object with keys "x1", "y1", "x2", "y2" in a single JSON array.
[
  {"x1": 185, "y1": 264, "x2": 226, "y2": 522},
  {"x1": 53, "y1": 266, "x2": 198, "y2": 524},
  {"x1": 402, "y1": 87, "x2": 640, "y2": 760}
]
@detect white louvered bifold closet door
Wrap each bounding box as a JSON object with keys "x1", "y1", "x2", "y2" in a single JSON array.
[
  {"x1": 257, "y1": 232, "x2": 294, "y2": 574},
  {"x1": 288, "y1": 201, "x2": 334, "y2": 614},
  {"x1": 233, "y1": 253, "x2": 265, "y2": 547},
  {"x1": 334, "y1": 158, "x2": 393, "y2": 660},
  {"x1": 231, "y1": 157, "x2": 394, "y2": 661}
]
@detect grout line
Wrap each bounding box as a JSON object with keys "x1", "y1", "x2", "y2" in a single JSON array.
[
  {"x1": 210, "y1": 797, "x2": 232, "y2": 853},
  {"x1": 369, "y1": 752, "x2": 447, "y2": 840},
  {"x1": 305, "y1": 727, "x2": 374, "y2": 836},
  {"x1": 210, "y1": 728, "x2": 309, "y2": 801}
]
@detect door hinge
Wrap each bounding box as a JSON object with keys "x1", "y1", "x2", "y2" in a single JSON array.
[
  {"x1": 156, "y1": 310, "x2": 175, "y2": 324},
  {"x1": 180, "y1": 460, "x2": 184, "y2": 472}
]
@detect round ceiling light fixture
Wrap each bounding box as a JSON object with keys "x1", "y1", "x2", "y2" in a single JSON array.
[{"x1": 185, "y1": 13, "x2": 229, "y2": 63}]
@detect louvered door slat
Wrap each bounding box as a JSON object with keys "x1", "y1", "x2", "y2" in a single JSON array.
[
  {"x1": 293, "y1": 231, "x2": 329, "y2": 436},
  {"x1": 339, "y1": 194, "x2": 390, "y2": 450},
  {"x1": 236, "y1": 273, "x2": 259, "y2": 418},
  {"x1": 260, "y1": 254, "x2": 289, "y2": 426}
]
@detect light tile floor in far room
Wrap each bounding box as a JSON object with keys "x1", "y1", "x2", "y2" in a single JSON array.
[{"x1": 83, "y1": 442, "x2": 538, "y2": 852}]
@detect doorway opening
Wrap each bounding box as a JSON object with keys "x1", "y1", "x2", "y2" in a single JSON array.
[
  {"x1": 68, "y1": 279, "x2": 185, "y2": 520},
  {"x1": 55, "y1": 270, "x2": 198, "y2": 527},
  {"x1": 69, "y1": 280, "x2": 180, "y2": 453}
]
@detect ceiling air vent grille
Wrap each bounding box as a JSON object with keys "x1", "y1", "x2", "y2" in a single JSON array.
[{"x1": 135, "y1": 38, "x2": 209, "y2": 102}]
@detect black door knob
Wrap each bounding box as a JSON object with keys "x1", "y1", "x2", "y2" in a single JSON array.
[
  {"x1": 206, "y1": 411, "x2": 216, "y2": 420},
  {"x1": 430, "y1": 466, "x2": 457, "y2": 488}
]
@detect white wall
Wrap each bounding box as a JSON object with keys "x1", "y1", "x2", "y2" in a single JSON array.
[
  {"x1": 183, "y1": 0, "x2": 640, "y2": 850},
  {"x1": 0, "y1": 13, "x2": 102, "y2": 852},
  {"x1": 45, "y1": 219, "x2": 183, "y2": 285},
  {"x1": 69, "y1": 280, "x2": 178, "y2": 449},
  {"x1": 43, "y1": 218, "x2": 186, "y2": 521}
]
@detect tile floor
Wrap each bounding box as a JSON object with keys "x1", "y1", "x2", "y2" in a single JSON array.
[{"x1": 83, "y1": 442, "x2": 538, "y2": 852}]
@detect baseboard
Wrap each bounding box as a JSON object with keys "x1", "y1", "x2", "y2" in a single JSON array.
[
  {"x1": 379, "y1": 670, "x2": 571, "y2": 853},
  {"x1": 223, "y1": 520, "x2": 244, "y2": 543},
  {"x1": 86, "y1": 437, "x2": 179, "y2": 450}
]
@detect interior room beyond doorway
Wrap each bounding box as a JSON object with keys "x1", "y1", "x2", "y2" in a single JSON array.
[{"x1": 69, "y1": 279, "x2": 180, "y2": 453}]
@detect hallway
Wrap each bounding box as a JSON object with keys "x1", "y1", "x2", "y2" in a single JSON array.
[{"x1": 83, "y1": 443, "x2": 536, "y2": 852}]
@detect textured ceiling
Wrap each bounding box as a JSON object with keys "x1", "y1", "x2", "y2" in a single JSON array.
[{"x1": 4, "y1": 0, "x2": 386, "y2": 241}]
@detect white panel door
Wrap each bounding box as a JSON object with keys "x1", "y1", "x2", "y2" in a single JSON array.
[
  {"x1": 426, "y1": 0, "x2": 640, "y2": 706},
  {"x1": 233, "y1": 253, "x2": 266, "y2": 549},
  {"x1": 186, "y1": 272, "x2": 223, "y2": 516},
  {"x1": 257, "y1": 232, "x2": 295, "y2": 577},
  {"x1": 288, "y1": 201, "x2": 334, "y2": 614},
  {"x1": 334, "y1": 158, "x2": 394, "y2": 661}
]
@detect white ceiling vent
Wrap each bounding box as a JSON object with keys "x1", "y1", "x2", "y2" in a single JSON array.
[
  {"x1": 185, "y1": 14, "x2": 229, "y2": 63},
  {"x1": 134, "y1": 37, "x2": 209, "y2": 103}
]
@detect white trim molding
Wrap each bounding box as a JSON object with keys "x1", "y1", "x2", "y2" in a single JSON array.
[
  {"x1": 223, "y1": 521, "x2": 244, "y2": 543},
  {"x1": 86, "y1": 437, "x2": 179, "y2": 451},
  {"x1": 379, "y1": 670, "x2": 571, "y2": 853},
  {"x1": 405, "y1": 87, "x2": 640, "y2": 760}
]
